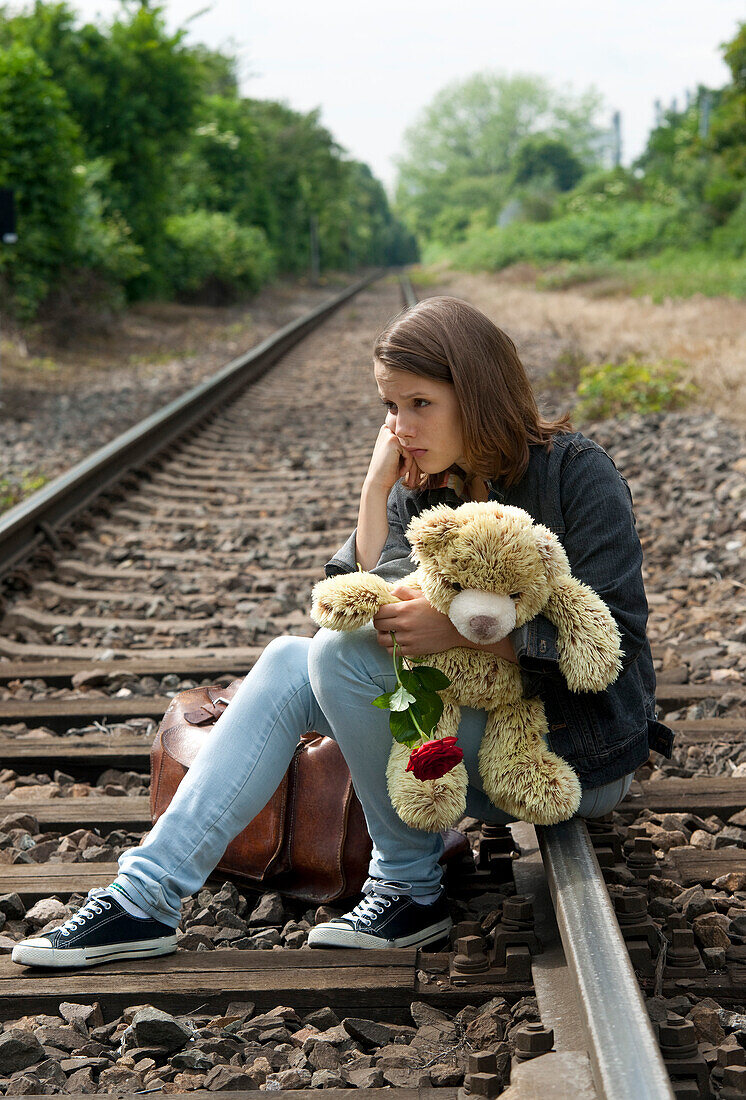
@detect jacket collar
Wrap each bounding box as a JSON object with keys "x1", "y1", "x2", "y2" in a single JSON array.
[{"x1": 438, "y1": 465, "x2": 501, "y2": 502}]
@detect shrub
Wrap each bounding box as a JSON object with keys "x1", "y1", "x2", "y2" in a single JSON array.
[
  {"x1": 450, "y1": 201, "x2": 708, "y2": 273},
  {"x1": 573, "y1": 356, "x2": 698, "y2": 421},
  {"x1": 163, "y1": 210, "x2": 276, "y2": 301}
]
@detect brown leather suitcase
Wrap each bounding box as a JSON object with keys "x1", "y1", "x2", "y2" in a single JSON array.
[{"x1": 150, "y1": 678, "x2": 469, "y2": 904}]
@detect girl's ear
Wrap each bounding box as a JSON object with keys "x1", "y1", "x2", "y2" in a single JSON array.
[{"x1": 407, "y1": 505, "x2": 462, "y2": 555}]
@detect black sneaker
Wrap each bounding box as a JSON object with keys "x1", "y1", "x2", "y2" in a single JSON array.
[
  {"x1": 307, "y1": 882, "x2": 452, "y2": 949},
  {"x1": 11, "y1": 887, "x2": 177, "y2": 969}
]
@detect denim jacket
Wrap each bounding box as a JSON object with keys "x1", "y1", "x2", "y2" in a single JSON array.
[{"x1": 324, "y1": 430, "x2": 675, "y2": 788}]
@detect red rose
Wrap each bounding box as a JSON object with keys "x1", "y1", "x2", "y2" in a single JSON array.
[{"x1": 406, "y1": 736, "x2": 464, "y2": 781}]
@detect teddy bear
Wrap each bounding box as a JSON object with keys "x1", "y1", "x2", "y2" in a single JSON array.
[{"x1": 310, "y1": 500, "x2": 624, "y2": 832}]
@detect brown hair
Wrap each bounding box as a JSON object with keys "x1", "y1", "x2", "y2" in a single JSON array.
[{"x1": 373, "y1": 295, "x2": 573, "y2": 491}]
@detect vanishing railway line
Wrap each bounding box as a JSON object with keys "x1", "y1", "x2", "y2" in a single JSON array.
[{"x1": 0, "y1": 270, "x2": 743, "y2": 1097}]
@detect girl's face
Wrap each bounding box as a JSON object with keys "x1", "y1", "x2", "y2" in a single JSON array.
[{"x1": 374, "y1": 362, "x2": 467, "y2": 475}]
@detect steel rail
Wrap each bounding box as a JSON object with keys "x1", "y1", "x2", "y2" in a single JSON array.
[
  {"x1": 538, "y1": 820, "x2": 674, "y2": 1099},
  {"x1": 0, "y1": 268, "x2": 389, "y2": 579}
]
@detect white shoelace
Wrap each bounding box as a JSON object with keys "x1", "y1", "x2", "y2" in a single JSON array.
[
  {"x1": 58, "y1": 887, "x2": 112, "y2": 937},
  {"x1": 348, "y1": 891, "x2": 397, "y2": 927}
]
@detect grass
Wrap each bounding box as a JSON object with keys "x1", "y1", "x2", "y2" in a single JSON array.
[
  {"x1": 0, "y1": 471, "x2": 49, "y2": 513},
  {"x1": 535, "y1": 247, "x2": 746, "y2": 302}
]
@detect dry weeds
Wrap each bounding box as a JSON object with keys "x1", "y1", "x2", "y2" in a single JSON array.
[{"x1": 417, "y1": 265, "x2": 746, "y2": 427}]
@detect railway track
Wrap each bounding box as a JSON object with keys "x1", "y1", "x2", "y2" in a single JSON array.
[{"x1": 0, "y1": 269, "x2": 744, "y2": 1097}]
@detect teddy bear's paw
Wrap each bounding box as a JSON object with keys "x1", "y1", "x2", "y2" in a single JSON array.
[
  {"x1": 310, "y1": 574, "x2": 395, "y2": 631},
  {"x1": 485, "y1": 753, "x2": 582, "y2": 826},
  {"x1": 387, "y1": 756, "x2": 468, "y2": 833}
]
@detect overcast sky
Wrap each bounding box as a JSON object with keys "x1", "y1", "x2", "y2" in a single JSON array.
[{"x1": 67, "y1": 0, "x2": 743, "y2": 198}]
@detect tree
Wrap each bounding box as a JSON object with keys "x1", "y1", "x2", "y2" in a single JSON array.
[
  {"x1": 393, "y1": 71, "x2": 607, "y2": 241},
  {"x1": 0, "y1": 42, "x2": 82, "y2": 316}
]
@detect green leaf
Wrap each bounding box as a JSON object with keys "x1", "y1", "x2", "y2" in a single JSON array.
[
  {"x1": 390, "y1": 709, "x2": 420, "y2": 745},
  {"x1": 371, "y1": 691, "x2": 394, "y2": 709},
  {"x1": 390, "y1": 684, "x2": 416, "y2": 712},
  {"x1": 412, "y1": 666, "x2": 451, "y2": 692},
  {"x1": 398, "y1": 670, "x2": 421, "y2": 693},
  {"x1": 417, "y1": 692, "x2": 444, "y2": 736}
]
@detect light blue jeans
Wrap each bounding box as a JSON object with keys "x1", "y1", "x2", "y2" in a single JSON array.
[{"x1": 114, "y1": 626, "x2": 634, "y2": 927}]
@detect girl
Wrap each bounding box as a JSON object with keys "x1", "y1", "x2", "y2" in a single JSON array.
[{"x1": 12, "y1": 295, "x2": 673, "y2": 967}]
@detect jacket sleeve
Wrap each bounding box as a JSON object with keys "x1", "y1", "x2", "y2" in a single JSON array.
[
  {"x1": 511, "y1": 446, "x2": 649, "y2": 692},
  {"x1": 324, "y1": 483, "x2": 417, "y2": 582}
]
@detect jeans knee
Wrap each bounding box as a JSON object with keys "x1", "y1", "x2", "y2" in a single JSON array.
[
  {"x1": 256, "y1": 635, "x2": 311, "y2": 682},
  {"x1": 308, "y1": 626, "x2": 378, "y2": 690}
]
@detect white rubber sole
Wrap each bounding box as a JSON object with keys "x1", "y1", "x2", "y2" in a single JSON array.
[
  {"x1": 11, "y1": 934, "x2": 178, "y2": 968},
  {"x1": 307, "y1": 916, "x2": 452, "y2": 949}
]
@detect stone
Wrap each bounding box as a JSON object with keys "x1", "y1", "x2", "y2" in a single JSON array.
[
  {"x1": 714, "y1": 871, "x2": 746, "y2": 892},
  {"x1": 243, "y1": 1056, "x2": 273, "y2": 1086},
  {"x1": 0, "y1": 892, "x2": 25, "y2": 919},
  {"x1": 311, "y1": 1069, "x2": 346, "y2": 1087},
  {"x1": 342, "y1": 1017, "x2": 416, "y2": 1048},
  {"x1": 170, "y1": 1049, "x2": 217, "y2": 1071},
  {"x1": 693, "y1": 912, "x2": 732, "y2": 950},
  {"x1": 464, "y1": 996, "x2": 511, "y2": 1046},
  {"x1": 728, "y1": 809, "x2": 746, "y2": 827},
  {"x1": 688, "y1": 998, "x2": 726, "y2": 1044},
  {"x1": 5, "y1": 1073, "x2": 40, "y2": 1094},
  {"x1": 381, "y1": 1063, "x2": 430, "y2": 1087},
  {"x1": 23, "y1": 897, "x2": 70, "y2": 930},
  {"x1": 98, "y1": 1065, "x2": 144, "y2": 1091},
  {"x1": 66, "y1": 1066, "x2": 98, "y2": 1092},
  {"x1": 429, "y1": 1062, "x2": 465, "y2": 1086},
  {"x1": 411, "y1": 1021, "x2": 459, "y2": 1052},
  {"x1": 203, "y1": 1064, "x2": 259, "y2": 1090},
  {"x1": 409, "y1": 1001, "x2": 453, "y2": 1027},
  {"x1": 36, "y1": 1024, "x2": 88, "y2": 1052},
  {"x1": 123, "y1": 1006, "x2": 193, "y2": 1053},
  {"x1": 674, "y1": 884, "x2": 716, "y2": 920},
  {"x1": 264, "y1": 1067, "x2": 313, "y2": 1089},
  {"x1": 33, "y1": 1057, "x2": 68, "y2": 1090},
  {"x1": 344, "y1": 1063, "x2": 385, "y2": 1087},
  {"x1": 59, "y1": 1001, "x2": 104, "y2": 1030},
  {"x1": 0, "y1": 814, "x2": 38, "y2": 833},
  {"x1": 307, "y1": 1042, "x2": 341, "y2": 1071},
  {"x1": 303, "y1": 1006, "x2": 340, "y2": 1030},
  {"x1": 248, "y1": 891, "x2": 285, "y2": 926},
  {"x1": 224, "y1": 1000, "x2": 255, "y2": 1019},
  {"x1": 0, "y1": 1031, "x2": 45, "y2": 1073},
  {"x1": 690, "y1": 829, "x2": 717, "y2": 849}
]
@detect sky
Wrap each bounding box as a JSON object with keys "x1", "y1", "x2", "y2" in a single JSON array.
[{"x1": 66, "y1": 0, "x2": 744, "y2": 199}]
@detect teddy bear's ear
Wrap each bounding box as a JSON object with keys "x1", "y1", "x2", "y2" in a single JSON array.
[
  {"x1": 406, "y1": 506, "x2": 462, "y2": 554},
  {"x1": 532, "y1": 524, "x2": 571, "y2": 581}
]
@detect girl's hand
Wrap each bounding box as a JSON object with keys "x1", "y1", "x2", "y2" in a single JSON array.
[
  {"x1": 364, "y1": 425, "x2": 424, "y2": 495},
  {"x1": 372, "y1": 584, "x2": 460, "y2": 656}
]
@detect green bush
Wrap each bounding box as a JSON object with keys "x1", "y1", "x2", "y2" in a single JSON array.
[
  {"x1": 449, "y1": 201, "x2": 709, "y2": 272},
  {"x1": 0, "y1": 42, "x2": 82, "y2": 318},
  {"x1": 573, "y1": 356, "x2": 698, "y2": 421},
  {"x1": 710, "y1": 193, "x2": 746, "y2": 257},
  {"x1": 163, "y1": 209, "x2": 276, "y2": 300}
]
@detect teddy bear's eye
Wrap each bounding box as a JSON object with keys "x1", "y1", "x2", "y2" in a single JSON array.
[
  {"x1": 509, "y1": 592, "x2": 521, "y2": 600},
  {"x1": 452, "y1": 581, "x2": 463, "y2": 592}
]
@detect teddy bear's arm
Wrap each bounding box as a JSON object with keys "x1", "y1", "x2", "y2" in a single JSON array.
[
  {"x1": 311, "y1": 572, "x2": 401, "y2": 632},
  {"x1": 543, "y1": 575, "x2": 624, "y2": 693}
]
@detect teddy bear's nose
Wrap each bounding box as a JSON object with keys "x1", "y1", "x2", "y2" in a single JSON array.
[{"x1": 469, "y1": 614, "x2": 496, "y2": 639}]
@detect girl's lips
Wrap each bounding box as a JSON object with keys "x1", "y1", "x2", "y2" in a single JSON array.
[{"x1": 406, "y1": 448, "x2": 427, "y2": 456}]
